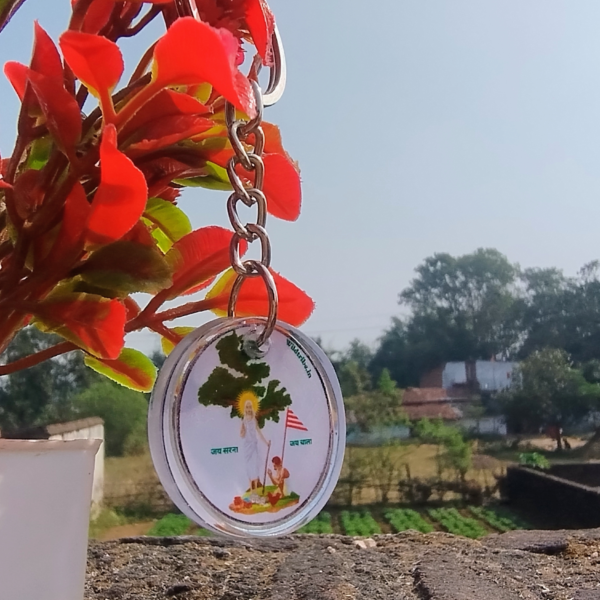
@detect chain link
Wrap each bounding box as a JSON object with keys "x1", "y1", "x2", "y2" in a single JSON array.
[
  {"x1": 225, "y1": 81, "x2": 278, "y2": 346},
  {"x1": 174, "y1": 0, "x2": 286, "y2": 348}
]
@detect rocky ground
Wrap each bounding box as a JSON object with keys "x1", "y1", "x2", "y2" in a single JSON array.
[{"x1": 86, "y1": 529, "x2": 600, "y2": 599}]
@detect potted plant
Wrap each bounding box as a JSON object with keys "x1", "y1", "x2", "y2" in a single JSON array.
[{"x1": 0, "y1": 1, "x2": 312, "y2": 598}]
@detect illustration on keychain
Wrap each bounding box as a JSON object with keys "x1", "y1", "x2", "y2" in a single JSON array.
[{"x1": 197, "y1": 331, "x2": 312, "y2": 515}]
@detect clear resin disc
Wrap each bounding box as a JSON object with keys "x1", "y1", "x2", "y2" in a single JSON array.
[{"x1": 148, "y1": 317, "x2": 345, "y2": 538}]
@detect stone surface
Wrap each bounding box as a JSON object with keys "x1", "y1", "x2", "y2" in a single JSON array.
[{"x1": 86, "y1": 529, "x2": 600, "y2": 599}]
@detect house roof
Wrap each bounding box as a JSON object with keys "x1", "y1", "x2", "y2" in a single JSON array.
[{"x1": 402, "y1": 388, "x2": 462, "y2": 421}]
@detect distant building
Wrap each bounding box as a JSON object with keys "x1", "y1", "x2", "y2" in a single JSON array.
[
  {"x1": 402, "y1": 388, "x2": 462, "y2": 422},
  {"x1": 420, "y1": 360, "x2": 517, "y2": 393}
]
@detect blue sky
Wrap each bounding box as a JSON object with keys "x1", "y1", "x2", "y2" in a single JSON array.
[{"x1": 3, "y1": 2, "x2": 600, "y2": 353}]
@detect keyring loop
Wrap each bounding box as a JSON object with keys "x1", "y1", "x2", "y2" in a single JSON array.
[
  {"x1": 263, "y1": 26, "x2": 287, "y2": 107},
  {"x1": 227, "y1": 261, "x2": 278, "y2": 347}
]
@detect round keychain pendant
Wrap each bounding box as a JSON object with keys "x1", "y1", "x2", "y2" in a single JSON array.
[{"x1": 149, "y1": 317, "x2": 345, "y2": 538}]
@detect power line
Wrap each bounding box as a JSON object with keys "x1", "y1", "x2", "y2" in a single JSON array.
[{"x1": 304, "y1": 324, "x2": 390, "y2": 335}]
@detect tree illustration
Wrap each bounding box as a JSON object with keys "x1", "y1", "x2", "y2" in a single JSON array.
[{"x1": 198, "y1": 332, "x2": 291, "y2": 427}]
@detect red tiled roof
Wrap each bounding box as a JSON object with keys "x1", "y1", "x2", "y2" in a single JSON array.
[
  {"x1": 403, "y1": 388, "x2": 448, "y2": 404},
  {"x1": 402, "y1": 388, "x2": 461, "y2": 421}
]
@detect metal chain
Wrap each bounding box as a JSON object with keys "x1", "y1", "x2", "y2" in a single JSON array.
[
  {"x1": 225, "y1": 81, "x2": 278, "y2": 347},
  {"x1": 174, "y1": 0, "x2": 286, "y2": 348}
]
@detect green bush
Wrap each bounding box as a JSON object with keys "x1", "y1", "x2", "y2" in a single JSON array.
[
  {"x1": 519, "y1": 452, "x2": 550, "y2": 470},
  {"x1": 88, "y1": 508, "x2": 127, "y2": 539},
  {"x1": 72, "y1": 380, "x2": 148, "y2": 456},
  {"x1": 122, "y1": 417, "x2": 149, "y2": 456},
  {"x1": 147, "y1": 514, "x2": 191, "y2": 536}
]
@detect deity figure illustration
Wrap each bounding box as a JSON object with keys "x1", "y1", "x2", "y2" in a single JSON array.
[{"x1": 238, "y1": 391, "x2": 271, "y2": 493}]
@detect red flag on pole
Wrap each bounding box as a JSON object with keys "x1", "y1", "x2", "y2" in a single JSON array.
[{"x1": 285, "y1": 409, "x2": 308, "y2": 431}]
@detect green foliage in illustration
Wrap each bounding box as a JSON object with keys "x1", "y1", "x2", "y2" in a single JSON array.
[{"x1": 197, "y1": 332, "x2": 292, "y2": 427}]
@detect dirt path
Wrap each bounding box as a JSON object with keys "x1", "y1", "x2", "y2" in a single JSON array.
[{"x1": 98, "y1": 521, "x2": 155, "y2": 541}]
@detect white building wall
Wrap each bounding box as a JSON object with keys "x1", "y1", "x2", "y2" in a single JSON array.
[
  {"x1": 458, "y1": 417, "x2": 507, "y2": 435},
  {"x1": 442, "y1": 362, "x2": 467, "y2": 388},
  {"x1": 475, "y1": 361, "x2": 517, "y2": 392}
]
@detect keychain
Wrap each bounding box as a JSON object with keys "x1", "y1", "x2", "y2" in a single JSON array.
[{"x1": 149, "y1": 5, "x2": 346, "y2": 539}]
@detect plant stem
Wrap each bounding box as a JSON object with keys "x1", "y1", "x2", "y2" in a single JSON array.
[
  {"x1": 0, "y1": 341, "x2": 76, "y2": 375},
  {"x1": 150, "y1": 297, "x2": 222, "y2": 324},
  {"x1": 122, "y1": 6, "x2": 160, "y2": 38},
  {"x1": 0, "y1": 0, "x2": 28, "y2": 36}
]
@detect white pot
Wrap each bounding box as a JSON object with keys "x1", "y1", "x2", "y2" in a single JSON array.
[{"x1": 0, "y1": 438, "x2": 101, "y2": 600}]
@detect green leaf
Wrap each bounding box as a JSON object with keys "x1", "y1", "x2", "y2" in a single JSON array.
[
  {"x1": 79, "y1": 241, "x2": 172, "y2": 295},
  {"x1": 26, "y1": 136, "x2": 52, "y2": 170},
  {"x1": 84, "y1": 348, "x2": 157, "y2": 392},
  {"x1": 142, "y1": 197, "x2": 192, "y2": 253},
  {"x1": 173, "y1": 162, "x2": 231, "y2": 191}
]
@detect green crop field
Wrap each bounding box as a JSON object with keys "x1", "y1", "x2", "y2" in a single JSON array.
[
  {"x1": 297, "y1": 505, "x2": 528, "y2": 539},
  {"x1": 427, "y1": 507, "x2": 488, "y2": 539},
  {"x1": 385, "y1": 508, "x2": 434, "y2": 533},
  {"x1": 298, "y1": 512, "x2": 334, "y2": 534},
  {"x1": 340, "y1": 510, "x2": 382, "y2": 536}
]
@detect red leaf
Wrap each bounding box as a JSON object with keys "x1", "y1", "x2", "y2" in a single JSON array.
[
  {"x1": 126, "y1": 115, "x2": 214, "y2": 155},
  {"x1": 165, "y1": 226, "x2": 245, "y2": 299},
  {"x1": 4, "y1": 61, "x2": 28, "y2": 100},
  {"x1": 45, "y1": 182, "x2": 90, "y2": 264},
  {"x1": 59, "y1": 30, "x2": 123, "y2": 106},
  {"x1": 86, "y1": 124, "x2": 148, "y2": 247},
  {"x1": 35, "y1": 295, "x2": 126, "y2": 359},
  {"x1": 32, "y1": 22, "x2": 64, "y2": 83},
  {"x1": 121, "y1": 89, "x2": 209, "y2": 139},
  {"x1": 261, "y1": 153, "x2": 301, "y2": 221},
  {"x1": 152, "y1": 18, "x2": 256, "y2": 117},
  {"x1": 245, "y1": 0, "x2": 275, "y2": 66},
  {"x1": 62, "y1": 182, "x2": 91, "y2": 247},
  {"x1": 206, "y1": 268, "x2": 314, "y2": 326},
  {"x1": 13, "y1": 169, "x2": 44, "y2": 220},
  {"x1": 28, "y1": 70, "x2": 82, "y2": 155},
  {"x1": 262, "y1": 121, "x2": 286, "y2": 155},
  {"x1": 121, "y1": 221, "x2": 156, "y2": 247},
  {"x1": 82, "y1": 0, "x2": 116, "y2": 34}
]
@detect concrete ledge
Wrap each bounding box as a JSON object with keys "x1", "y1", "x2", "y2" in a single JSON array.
[{"x1": 86, "y1": 529, "x2": 600, "y2": 599}]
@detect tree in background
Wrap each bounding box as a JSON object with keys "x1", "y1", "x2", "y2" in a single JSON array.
[
  {"x1": 344, "y1": 368, "x2": 406, "y2": 433},
  {"x1": 498, "y1": 348, "x2": 600, "y2": 447},
  {"x1": 0, "y1": 327, "x2": 96, "y2": 431},
  {"x1": 71, "y1": 379, "x2": 148, "y2": 456},
  {"x1": 372, "y1": 249, "x2": 521, "y2": 385},
  {"x1": 519, "y1": 263, "x2": 600, "y2": 364},
  {"x1": 329, "y1": 339, "x2": 373, "y2": 398}
]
